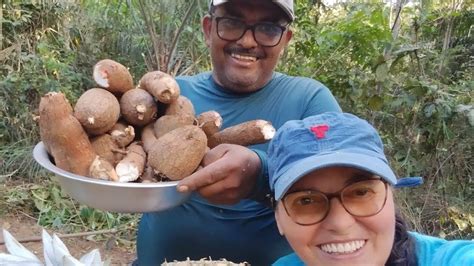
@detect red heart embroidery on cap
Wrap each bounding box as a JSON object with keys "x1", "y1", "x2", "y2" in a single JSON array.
[{"x1": 310, "y1": 124, "x2": 329, "y2": 139}]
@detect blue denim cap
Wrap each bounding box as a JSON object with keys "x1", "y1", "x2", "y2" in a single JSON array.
[
  {"x1": 210, "y1": 0, "x2": 295, "y2": 21},
  {"x1": 268, "y1": 112, "x2": 423, "y2": 201}
]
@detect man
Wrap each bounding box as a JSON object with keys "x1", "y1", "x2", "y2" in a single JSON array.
[{"x1": 137, "y1": 1, "x2": 341, "y2": 265}]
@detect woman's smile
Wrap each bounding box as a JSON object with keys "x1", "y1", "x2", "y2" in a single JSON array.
[{"x1": 319, "y1": 239, "x2": 366, "y2": 254}]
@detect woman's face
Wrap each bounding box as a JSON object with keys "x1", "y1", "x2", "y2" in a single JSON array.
[{"x1": 275, "y1": 167, "x2": 396, "y2": 266}]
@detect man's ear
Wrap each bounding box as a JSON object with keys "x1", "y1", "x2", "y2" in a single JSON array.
[
  {"x1": 279, "y1": 29, "x2": 293, "y2": 57},
  {"x1": 283, "y1": 28, "x2": 293, "y2": 45},
  {"x1": 202, "y1": 15, "x2": 212, "y2": 47}
]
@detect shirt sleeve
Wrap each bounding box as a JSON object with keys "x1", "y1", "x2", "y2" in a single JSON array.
[
  {"x1": 246, "y1": 148, "x2": 273, "y2": 208},
  {"x1": 431, "y1": 240, "x2": 474, "y2": 265},
  {"x1": 411, "y1": 232, "x2": 474, "y2": 266}
]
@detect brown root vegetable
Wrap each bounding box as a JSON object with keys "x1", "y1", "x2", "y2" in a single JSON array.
[
  {"x1": 207, "y1": 120, "x2": 276, "y2": 149},
  {"x1": 39, "y1": 92, "x2": 96, "y2": 176},
  {"x1": 148, "y1": 125, "x2": 207, "y2": 180},
  {"x1": 138, "y1": 165, "x2": 158, "y2": 183},
  {"x1": 74, "y1": 88, "x2": 121, "y2": 136},
  {"x1": 138, "y1": 71, "x2": 180, "y2": 104},
  {"x1": 93, "y1": 59, "x2": 134, "y2": 95},
  {"x1": 161, "y1": 259, "x2": 249, "y2": 266},
  {"x1": 120, "y1": 88, "x2": 158, "y2": 126},
  {"x1": 90, "y1": 134, "x2": 126, "y2": 165},
  {"x1": 196, "y1": 110, "x2": 223, "y2": 137},
  {"x1": 115, "y1": 142, "x2": 146, "y2": 182},
  {"x1": 153, "y1": 114, "x2": 195, "y2": 139},
  {"x1": 108, "y1": 121, "x2": 135, "y2": 148},
  {"x1": 38, "y1": 93, "x2": 72, "y2": 155},
  {"x1": 141, "y1": 123, "x2": 158, "y2": 153},
  {"x1": 89, "y1": 156, "x2": 119, "y2": 181},
  {"x1": 165, "y1": 95, "x2": 195, "y2": 117}
]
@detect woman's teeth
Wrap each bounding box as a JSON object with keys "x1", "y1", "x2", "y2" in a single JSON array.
[
  {"x1": 320, "y1": 240, "x2": 365, "y2": 254},
  {"x1": 231, "y1": 53, "x2": 257, "y2": 62}
]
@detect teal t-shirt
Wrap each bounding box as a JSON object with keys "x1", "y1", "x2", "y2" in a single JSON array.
[
  {"x1": 411, "y1": 232, "x2": 474, "y2": 266},
  {"x1": 272, "y1": 232, "x2": 474, "y2": 265},
  {"x1": 137, "y1": 72, "x2": 341, "y2": 266}
]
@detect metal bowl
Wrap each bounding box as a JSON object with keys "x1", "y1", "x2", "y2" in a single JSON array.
[{"x1": 33, "y1": 142, "x2": 191, "y2": 213}]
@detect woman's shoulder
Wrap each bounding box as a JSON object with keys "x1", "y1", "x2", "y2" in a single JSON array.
[
  {"x1": 272, "y1": 252, "x2": 305, "y2": 266},
  {"x1": 410, "y1": 231, "x2": 474, "y2": 266}
]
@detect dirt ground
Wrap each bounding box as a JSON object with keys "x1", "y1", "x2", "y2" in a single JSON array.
[{"x1": 0, "y1": 213, "x2": 136, "y2": 265}]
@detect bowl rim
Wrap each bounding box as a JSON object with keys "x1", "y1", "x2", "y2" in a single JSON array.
[{"x1": 33, "y1": 141, "x2": 180, "y2": 188}]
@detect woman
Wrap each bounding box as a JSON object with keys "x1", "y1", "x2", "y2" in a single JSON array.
[{"x1": 267, "y1": 112, "x2": 473, "y2": 266}]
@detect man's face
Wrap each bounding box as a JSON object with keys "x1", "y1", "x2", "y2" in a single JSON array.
[{"x1": 203, "y1": 0, "x2": 293, "y2": 93}]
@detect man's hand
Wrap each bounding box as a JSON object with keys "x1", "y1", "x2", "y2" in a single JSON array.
[{"x1": 177, "y1": 144, "x2": 261, "y2": 205}]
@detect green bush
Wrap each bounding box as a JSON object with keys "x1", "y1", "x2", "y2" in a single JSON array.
[{"x1": 281, "y1": 1, "x2": 473, "y2": 239}]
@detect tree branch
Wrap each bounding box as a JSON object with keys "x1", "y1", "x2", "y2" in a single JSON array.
[{"x1": 166, "y1": 0, "x2": 197, "y2": 73}]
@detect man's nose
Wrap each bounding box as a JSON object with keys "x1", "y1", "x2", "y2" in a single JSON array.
[{"x1": 236, "y1": 28, "x2": 258, "y2": 48}]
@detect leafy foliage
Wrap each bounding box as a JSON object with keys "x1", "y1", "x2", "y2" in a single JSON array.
[
  {"x1": 4, "y1": 179, "x2": 137, "y2": 243},
  {"x1": 0, "y1": 3, "x2": 91, "y2": 146},
  {"x1": 281, "y1": 0, "x2": 473, "y2": 239}
]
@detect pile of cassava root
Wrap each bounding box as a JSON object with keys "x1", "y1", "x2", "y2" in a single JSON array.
[
  {"x1": 161, "y1": 258, "x2": 249, "y2": 266},
  {"x1": 38, "y1": 59, "x2": 276, "y2": 183}
]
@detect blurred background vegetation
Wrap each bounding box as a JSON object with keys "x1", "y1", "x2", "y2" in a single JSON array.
[{"x1": 1, "y1": 0, "x2": 472, "y2": 250}]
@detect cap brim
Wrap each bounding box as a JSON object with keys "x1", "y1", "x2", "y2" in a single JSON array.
[
  {"x1": 211, "y1": 0, "x2": 227, "y2": 6},
  {"x1": 210, "y1": 0, "x2": 294, "y2": 21},
  {"x1": 274, "y1": 152, "x2": 398, "y2": 201},
  {"x1": 272, "y1": 2, "x2": 295, "y2": 21}
]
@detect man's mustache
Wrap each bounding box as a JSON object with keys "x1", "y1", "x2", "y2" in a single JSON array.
[{"x1": 224, "y1": 46, "x2": 265, "y2": 59}]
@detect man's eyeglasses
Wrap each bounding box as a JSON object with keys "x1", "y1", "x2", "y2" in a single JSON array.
[
  {"x1": 213, "y1": 16, "x2": 288, "y2": 47},
  {"x1": 282, "y1": 179, "x2": 388, "y2": 226}
]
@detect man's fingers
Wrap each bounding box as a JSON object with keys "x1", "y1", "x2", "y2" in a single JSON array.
[
  {"x1": 198, "y1": 182, "x2": 240, "y2": 205},
  {"x1": 201, "y1": 145, "x2": 228, "y2": 166},
  {"x1": 177, "y1": 145, "x2": 231, "y2": 192},
  {"x1": 176, "y1": 166, "x2": 203, "y2": 192},
  {"x1": 177, "y1": 161, "x2": 226, "y2": 192}
]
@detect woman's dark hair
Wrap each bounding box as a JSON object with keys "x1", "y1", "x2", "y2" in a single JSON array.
[{"x1": 386, "y1": 211, "x2": 418, "y2": 266}]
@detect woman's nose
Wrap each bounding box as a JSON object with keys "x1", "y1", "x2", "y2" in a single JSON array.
[{"x1": 320, "y1": 198, "x2": 357, "y2": 233}]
